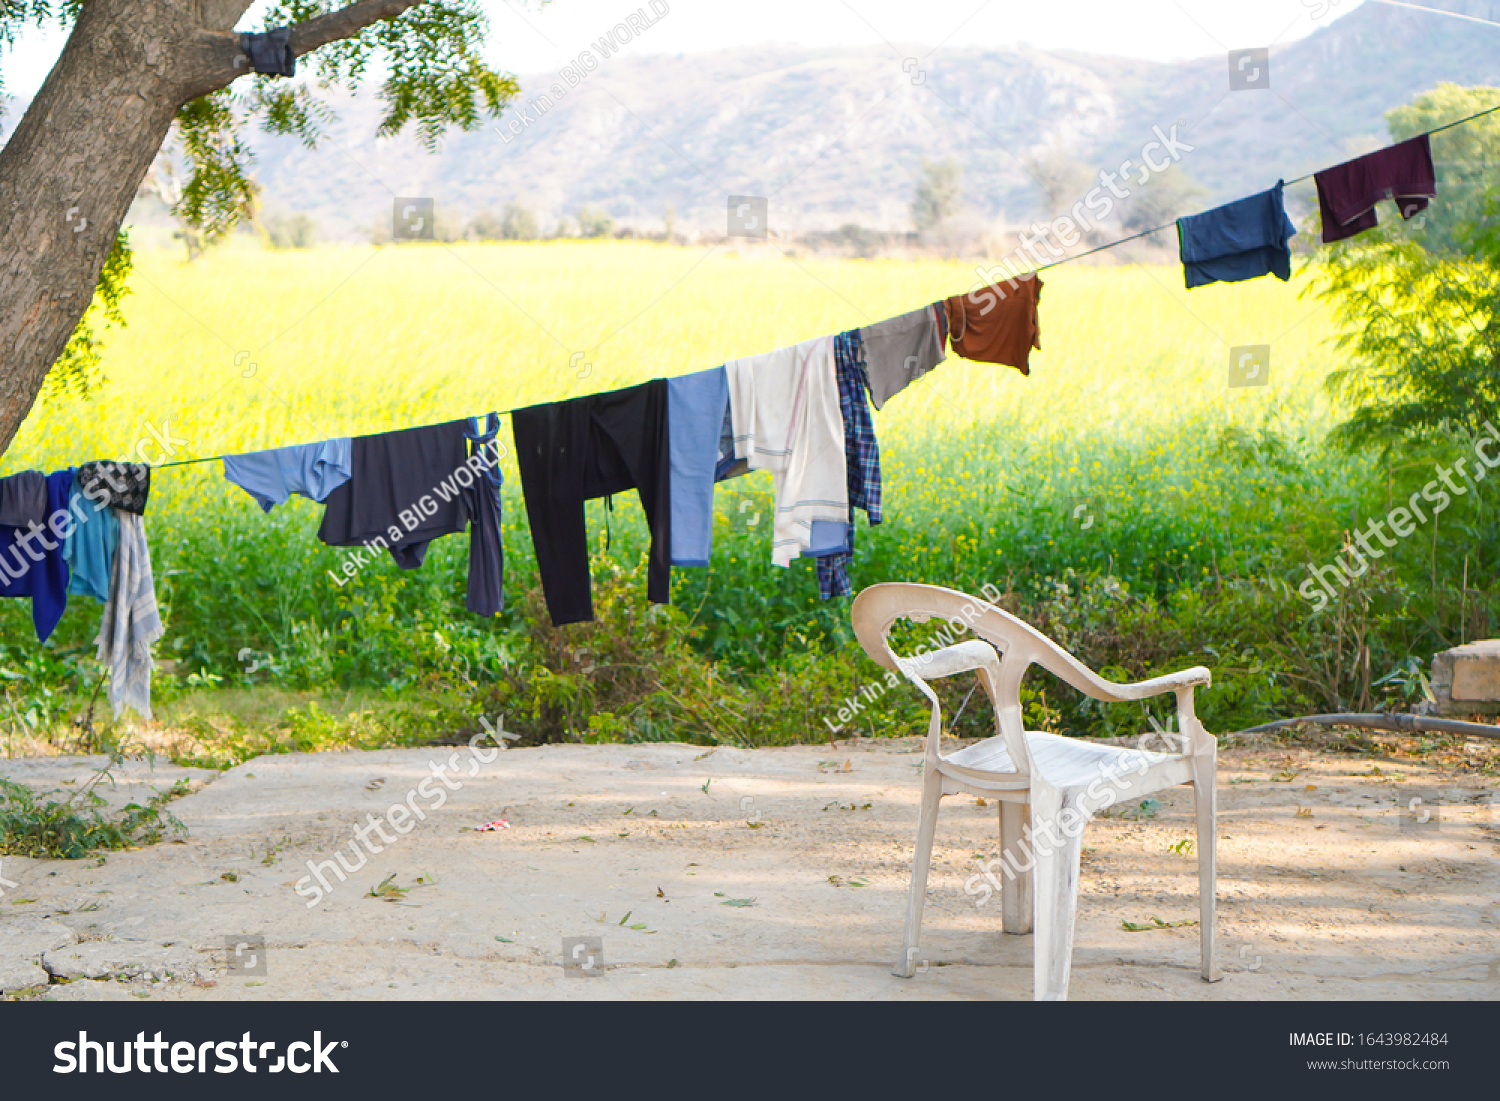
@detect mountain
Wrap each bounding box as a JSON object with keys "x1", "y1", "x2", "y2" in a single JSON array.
[{"x1": 8, "y1": 0, "x2": 1500, "y2": 241}]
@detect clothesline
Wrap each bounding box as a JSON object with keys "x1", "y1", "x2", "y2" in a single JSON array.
[
  {"x1": 153, "y1": 418, "x2": 507, "y2": 469},
  {"x1": 1037, "y1": 99, "x2": 1500, "y2": 271},
  {"x1": 147, "y1": 98, "x2": 1500, "y2": 472}
]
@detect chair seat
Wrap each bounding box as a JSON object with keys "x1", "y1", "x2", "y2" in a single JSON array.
[{"x1": 943, "y1": 731, "x2": 1183, "y2": 791}]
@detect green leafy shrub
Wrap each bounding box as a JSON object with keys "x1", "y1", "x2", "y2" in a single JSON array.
[{"x1": 0, "y1": 756, "x2": 187, "y2": 859}]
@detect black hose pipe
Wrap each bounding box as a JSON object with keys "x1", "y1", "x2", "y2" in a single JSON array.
[{"x1": 1237, "y1": 712, "x2": 1500, "y2": 741}]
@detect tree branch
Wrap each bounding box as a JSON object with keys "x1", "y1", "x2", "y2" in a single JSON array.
[
  {"x1": 289, "y1": 0, "x2": 425, "y2": 56},
  {"x1": 178, "y1": 0, "x2": 427, "y2": 101}
]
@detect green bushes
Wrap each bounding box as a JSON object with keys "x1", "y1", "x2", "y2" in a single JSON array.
[{"x1": 2, "y1": 410, "x2": 1495, "y2": 759}]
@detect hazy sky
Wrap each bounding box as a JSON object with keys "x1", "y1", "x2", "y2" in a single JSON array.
[{"x1": 2, "y1": 0, "x2": 1357, "y2": 98}]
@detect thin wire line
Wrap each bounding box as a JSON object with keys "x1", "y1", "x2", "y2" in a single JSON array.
[
  {"x1": 1370, "y1": 0, "x2": 1500, "y2": 28},
  {"x1": 153, "y1": 411, "x2": 514, "y2": 468},
  {"x1": 1034, "y1": 222, "x2": 1173, "y2": 271},
  {"x1": 1038, "y1": 101, "x2": 1500, "y2": 272},
  {"x1": 148, "y1": 101, "x2": 1500, "y2": 472},
  {"x1": 1425, "y1": 100, "x2": 1500, "y2": 135}
]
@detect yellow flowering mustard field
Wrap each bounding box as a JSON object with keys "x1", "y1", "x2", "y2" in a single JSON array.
[{"x1": 8, "y1": 239, "x2": 1339, "y2": 519}]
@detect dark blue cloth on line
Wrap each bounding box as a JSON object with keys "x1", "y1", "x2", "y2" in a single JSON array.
[
  {"x1": 239, "y1": 28, "x2": 295, "y2": 77},
  {"x1": 0, "y1": 468, "x2": 74, "y2": 641},
  {"x1": 317, "y1": 419, "x2": 471, "y2": 569},
  {"x1": 0, "y1": 470, "x2": 47, "y2": 527},
  {"x1": 1177, "y1": 180, "x2": 1297, "y2": 290},
  {"x1": 462, "y1": 413, "x2": 505, "y2": 616},
  {"x1": 805, "y1": 520, "x2": 851, "y2": 557},
  {"x1": 807, "y1": 330, "x2": 881, "y2": 600},
  {"x1": 714, "y1": 402, "x2": 748, "y2": 483}
]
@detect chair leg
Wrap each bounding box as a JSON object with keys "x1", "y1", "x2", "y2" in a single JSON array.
[
  {"x1": 1192, "y1": 753, "x2": 1221, "y2": 982},
  {"x1": 999, "y1": 799, "x2": 1033, "y2": 935},
  {"x1": 895, "y1": 765, "x2": 944, "y2": 977},
  {"x1": 1030, "y1": 787, "x2": 1085, "y2": 1001}
]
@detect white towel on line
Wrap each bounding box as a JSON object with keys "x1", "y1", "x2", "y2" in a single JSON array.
[{"x1": 725, "y1": 335, "x2": 848, "y2": 567}]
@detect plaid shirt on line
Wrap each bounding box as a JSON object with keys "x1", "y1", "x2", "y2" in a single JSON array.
[{"x1": 816, "y1": 330, "x2": 882, "y2": 599}]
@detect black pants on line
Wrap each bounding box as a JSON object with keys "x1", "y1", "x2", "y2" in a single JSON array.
[{"x1": 512, "y1": 380, "x2": 671, "y2": 626}]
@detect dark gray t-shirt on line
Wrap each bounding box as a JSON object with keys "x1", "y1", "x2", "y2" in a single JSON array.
[
  {"x1": 0, "y1": 470, "x2": 47, "y2": 528},
  {"x1": 858, "y1": 305, "x2": 946, "y2": 410}
]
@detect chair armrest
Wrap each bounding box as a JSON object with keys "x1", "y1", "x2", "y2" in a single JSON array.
[
  {"x1": 892, "y1": 639, "x2": 1028, "y2": 771},
  {"x1": 1092, "y1": 665, "x2": 1212, "y2": 702},
  {"x1": 897, "y1": 640, "x2": 998, "y2": 682}
]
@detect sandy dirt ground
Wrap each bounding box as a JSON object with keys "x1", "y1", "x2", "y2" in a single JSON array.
[{"x1": 0, "y1": 735, "x2": 1496, "y2": 1001}]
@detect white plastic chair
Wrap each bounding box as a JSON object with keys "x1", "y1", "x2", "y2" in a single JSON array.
[{"x1": 851, "y1": 582, "x2": 1220, "y2": 1000}]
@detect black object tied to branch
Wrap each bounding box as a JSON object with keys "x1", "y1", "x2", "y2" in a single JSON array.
[{"x1": 239, "y1": 28, "x2": 295, "y2": 78}]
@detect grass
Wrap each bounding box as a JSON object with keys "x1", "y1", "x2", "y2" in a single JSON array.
[
  {"x1": 0, "y1": 746, "x2": 188, "y2": 858},
  {"x1": 0, "y1": 239, "x2": 1494, "y2": 759}
]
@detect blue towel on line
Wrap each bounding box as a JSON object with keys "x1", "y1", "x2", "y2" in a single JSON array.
[
  {"x1": 1177, "y1": 180, "x2": 1297, "y2": 290},
  {"x1": 667, "y1": 366, "x2": 728, "y2": 568},
  {"x1": 63, "y1": 475, "x2": 120, "y2": 604}
]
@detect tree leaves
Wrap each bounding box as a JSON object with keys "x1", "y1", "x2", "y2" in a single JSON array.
[
  {"x1": 43, "y1": 229, "x2": 132, "y2": 404},
  {"x1": 265, "y1": 0, "x2": 519, "y2": 152},
  {"x1": 137, "y1": 0, "x2": 522, "y2": 259},
  {"x1": 1308, "y1": 86, "x2": 1500, "y2": 452},
  {"x1": 175, "y1": 91, "x2": 261, "y2": 241}
]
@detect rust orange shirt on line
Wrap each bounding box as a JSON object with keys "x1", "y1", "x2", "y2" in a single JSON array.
[{"x1": 944, "y1": 274, "x2": 1043, "y2": 376}]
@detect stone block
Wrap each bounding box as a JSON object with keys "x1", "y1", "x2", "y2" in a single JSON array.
[{"x1": 1429, "y1": 640, "x2": 1500, "y2": 716}]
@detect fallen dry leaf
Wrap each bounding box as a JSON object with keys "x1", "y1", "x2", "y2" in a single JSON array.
[
  {"x1": 367, "y1": 873, "x2": 409, "y2": 901},
  {"x1": 1123, "y1": 916, "x2": 1198, "y2": 932}
]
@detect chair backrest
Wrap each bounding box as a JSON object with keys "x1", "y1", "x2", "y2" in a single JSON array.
[
  {"x1": 852, "y1": 583, "x2": 1045, "y2": 776},
  {"x1": 853, "y1": 582, "x2": 1203, "y2": 703},
  {"x1": 854, "y1": 583, "x2": 1215, "y2": 772}
]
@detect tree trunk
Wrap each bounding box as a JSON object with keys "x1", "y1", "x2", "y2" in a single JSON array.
[
  {"x1": 0, "y1": 0, "x2": 423, "y2": 458},
  {"x1": 0, "y1": 0, "x2": 207, "y2": 455}
]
